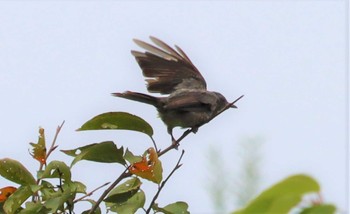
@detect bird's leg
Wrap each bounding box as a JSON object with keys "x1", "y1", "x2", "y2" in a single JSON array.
[
  {"x1": 171, "y1": 135, "x2": 178, "y2": 148},
  {"x1": 168, "y1": 127, "x2": 197, "y2": 150},
  {"x1": 176, "y1": 128, "x2": 193, "y2": 144},
  {"x1": 190, "y1": 126, "x2": 199, "y2": 134},
  {"x1": 168, "y1": 127, "x2": 178, "y2": 147}
]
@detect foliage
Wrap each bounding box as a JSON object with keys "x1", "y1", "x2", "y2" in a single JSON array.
[
  {"x1": 232, "y1": 174, "x2": 336, "y2": 214},
  {"x1": 0, "y1": 112, "x2": 337, "y2": 213},
  {"x1": 0, "y1": 112, "x2": 188, "y2": 214}
]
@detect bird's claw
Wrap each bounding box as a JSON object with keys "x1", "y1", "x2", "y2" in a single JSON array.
[
  {"x1": 191, "y1": 127, "x2": 198, "y2": 134},
  {"x1": 171, "y1": 135, "x2": 179, "y2": 149}
]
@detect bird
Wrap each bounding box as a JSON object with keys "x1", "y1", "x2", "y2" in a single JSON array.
[{"x1": 112, "y1": 36, "x2": 243, "y2": 144}]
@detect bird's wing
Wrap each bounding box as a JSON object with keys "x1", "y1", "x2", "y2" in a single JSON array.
[
  {"x1": 132, "y1": 36, "x2": 207, "y2": 94},
  {"x1": 164, "y1": 91, "x2": 213, "y2": 112}
]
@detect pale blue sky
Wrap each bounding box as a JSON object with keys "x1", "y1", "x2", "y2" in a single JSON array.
[{"x1": 0, "y1": 1, "x2": 347, "y2": 213}]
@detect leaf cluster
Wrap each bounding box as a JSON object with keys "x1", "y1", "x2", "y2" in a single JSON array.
[
  {"x1": 0, "y1": 112, "x2": 338, "y2": 214},
  {"x1": 0, "y1": 112, "x2": 189, "y2": 214}
]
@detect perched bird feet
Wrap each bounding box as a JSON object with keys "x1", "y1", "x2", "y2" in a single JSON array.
[
  {"x1": 191, "y1": 127, "x2": 199, "y2": 134},
  {"x1": 171, "y1": 135, "x2": 180, "y2": 150}
]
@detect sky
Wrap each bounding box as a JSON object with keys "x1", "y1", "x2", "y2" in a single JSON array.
[{"x1": 0, "y1": 1, "x2": 348, "y2": 213}]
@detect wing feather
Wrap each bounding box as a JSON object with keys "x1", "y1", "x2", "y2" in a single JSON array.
[
  {"x1": 132, "y1": 36, "x2": 207, "y2": 94},
  {"x1": 150, "y1": 36, "x2": 183, "y2": 60},
  {"x1": 133, "y1": 39, "x2": 177, "y2": 61}
]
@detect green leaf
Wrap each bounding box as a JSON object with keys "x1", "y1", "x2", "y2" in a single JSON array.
[
  {"x1": 104, "y1": 177, "x2": 142, "y2": 203},
  {"x1": 153, "y1": 201, "x2": 190, "y2": 214},
  {"x1": 66, "y1": 181, "x2": 86, "y2": 194},
  {"x1": 18, "y1": 202, "x2": 51, "y2": 214},
  {"x1": 233, "y1": 174, "x2": 320, "y2": 214},
  {"x1": 300, "y1": 204, "x2": 336, "y2": 214},
  {"x1": 0, "y1": 202, "x2": 5, "y2": 213},
  {"x1": 152, "y1": 158, "x2": 163, "y2": 184},
  {"x1": 0, "y1": 158, "x2": 36, "y2": 185},
  {"x1": 81, "y1": 199, "x2": 101, "y2": 214},
  {"x1": 40, "y1": 180, "x2": 56, "y2": 201},
  {"x1": 39, "y1": 181, "x2": 81, "y2": 213},
  {"x1": 77, "y1": 112, "x2": 153, "y2": 137},
  {"x1": 106, "y1": 190, "x2": 145, "y2": 214},
  {"x1": 3, "y1": 185, "x2": 34, "y2": 214},
  {"x1": 38, "y1": 161, "x2": 71, "y2": 182},
  {"x1": 44, "y1": 189, "x2": 74, "y2": 213},
  {"x1": 124, "y1": 149, "x2": 142, "y2": 164},
  {"x1": 61, "y1": 141, "x2": 126, "y2": 166}
]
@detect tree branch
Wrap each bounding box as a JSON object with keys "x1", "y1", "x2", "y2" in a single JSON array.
[
  {"x1": 146, "y1": 150, "x2": 185, "y2": 213},
  {"x1": 158, "y1": 129, "x2": 192, "y2": 157},
  {"x1": 46, "y1": 120, "x2": 65, "y2": 162},
  {"x1": 88, "y1": 168, "x2": 131, "y2": 214}
]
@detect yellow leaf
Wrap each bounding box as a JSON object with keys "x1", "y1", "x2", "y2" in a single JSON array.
[{"x1": 30, "y1": 127, "x2": 47, "y2": 164}]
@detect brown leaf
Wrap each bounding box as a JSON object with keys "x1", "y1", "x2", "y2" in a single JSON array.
[
  {"x1": 0, "y1": 186, "x2": 17, "y2": 202},
  {"x1": 129, "y1": 148, "x2": 162, "y2": 183}
]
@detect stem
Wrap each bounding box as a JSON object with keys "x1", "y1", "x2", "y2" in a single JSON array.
[
  {"x1": 33, "y1": 121, "x2": 65, "y2": 202},
  {"x1": 74, "y1": 182, "x2": 110, "y2": 203},
  {"x1": 88, "y1": 168, "x2": 131, "y2": 214},
  {"x1": 158, "y1": 129, "x2": 192, "y2": 157},
  {"x1": 146, "y1": 150, "x2": 185, "y2": 213},
  {"x1": 150, "y1": 136, "x2": 158, "y2": 153},
  {"x1": 45, "y1": 120, "x2": 66, "y2": 163},
  {"x1": 215, "y1": 95, "x2": 244, "y2": 118}
]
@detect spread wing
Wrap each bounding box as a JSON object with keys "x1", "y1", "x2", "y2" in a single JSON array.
[{"x1": 132, "y1": 36, "x2": 207, "y2": 94}]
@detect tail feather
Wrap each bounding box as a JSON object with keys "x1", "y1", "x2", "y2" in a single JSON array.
[{"x1": 112, "y1": 91, "x2": 159, "y2": 107}]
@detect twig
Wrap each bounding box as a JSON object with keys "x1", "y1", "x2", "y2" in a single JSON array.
[
  {"x1": 74, "y1": 182, "x2": 110, "y2": 203},
  {"x1": 88, "y1": 168, "x2": 131, "y2": 214},
  {"x1": 214, "y1": 95, "x2": 244, "y2": 120},
  {"x1": 150, "y1": 136, "x2": 158, "y2": 153},
  {"x1": 34, "y1": 121, "x2": 65, "y2": 201},
  {"x1": 158, "y1": 129, "x2": 192, "y2": 157},
  {"x1": 46, "y1": 120, "x2": 66, "y2": 162},
  {"x1": 145, "y1": 150, "x2": 185, "y2": 214}
]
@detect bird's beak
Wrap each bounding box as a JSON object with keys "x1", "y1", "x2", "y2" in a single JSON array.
[{"x1": 229, "y1": 95, "x2": 244, "y2": 109}]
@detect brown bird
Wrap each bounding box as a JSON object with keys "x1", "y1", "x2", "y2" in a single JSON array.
[{"x1": 112, "y1": 36, "x2": 243, "y2": 143}]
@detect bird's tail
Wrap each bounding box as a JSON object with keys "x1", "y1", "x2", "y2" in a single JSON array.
[{"x1": 112, "y1": 91, "x2": 159, "y2": 107}]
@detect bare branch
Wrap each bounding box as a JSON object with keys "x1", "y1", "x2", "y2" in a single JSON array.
[{"x1": 46, "y1": 120, "x2": 66, "y2": 161}]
